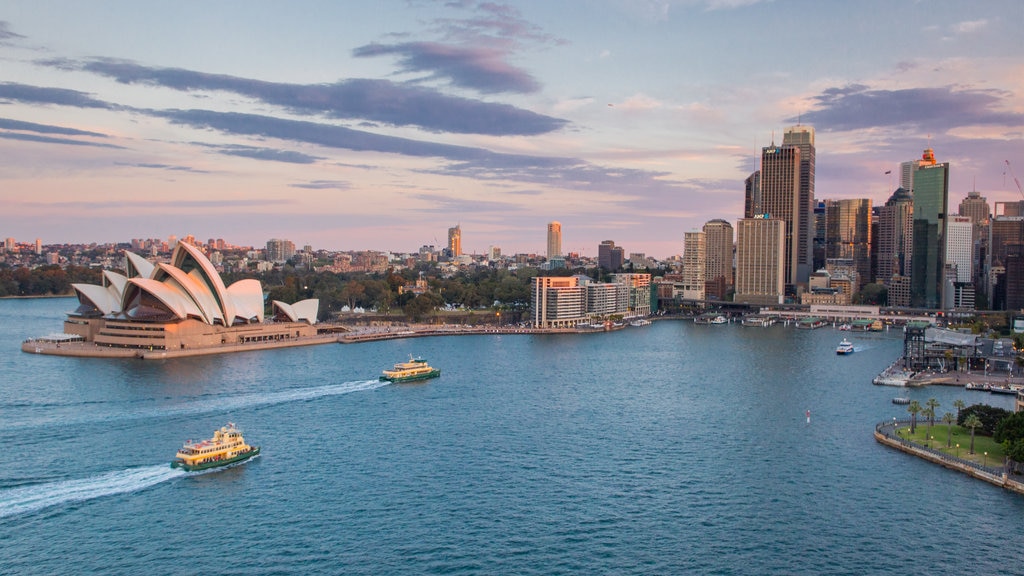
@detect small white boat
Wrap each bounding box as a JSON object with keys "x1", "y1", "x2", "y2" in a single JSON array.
[{"x1": 836, "y1": 338, "x2": 854, "y2": 355}]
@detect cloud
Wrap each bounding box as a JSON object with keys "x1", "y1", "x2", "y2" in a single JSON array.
[
  {"x1": 797, "y1": 84, "x2": 1024, "y2": 133},
  {"x1": 0, "y1": 82, "x2": 116, "y2": 109},
  {"x1": 290, "y1": 180, "x2": 351, "y2": 190},
  {"x1": 0, "y1": 20, "x2": 25, "y2": 42},
  {"x1": 0, "y1": 117, "x2": 108, "y2": 137},
  {"x1": 43, "y1": 58, "x2": 566, "y2": 136},
  {"x1": 212, "y1": 144, "x2": 323, "y2": 164},
  {"x1": 115, "y1": 162, "x2": 210, "y2": 174},
  {"x1": 353, "y1": 41, "x2": 540, "y2": 94},
  {"x1": 0, "y1": 131, "x2": 123, "y2": 148},
  {"x1": 953, "y1": 19, "x2": 987, "y2": 35}
]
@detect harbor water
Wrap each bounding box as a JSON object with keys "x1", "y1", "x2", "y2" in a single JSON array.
[{"x1": 2, "y1": 298, "x2": 1023, "y2": 575}]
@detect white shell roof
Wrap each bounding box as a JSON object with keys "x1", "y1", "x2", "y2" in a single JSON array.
[{"x1": 71, "y1": 241, "x2": 317, "y2": 327}]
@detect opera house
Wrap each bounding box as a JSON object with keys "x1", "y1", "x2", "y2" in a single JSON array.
[{"x1": 61, "y1": 241, "x2": 321, "y2": 351}]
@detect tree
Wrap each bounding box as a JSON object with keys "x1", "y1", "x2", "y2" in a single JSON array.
[
  {"x1": 942, "y1": 412, "x2": 956, "y2": 448},
  {"x1": 907, "y1": 400, "x2": 922, "y2": 434},
  {"x1": 958, "y1": 404, "x2": 1012, "y2": 435},
  {"x1": 925, "y1": 398, "x2": 940, "y2": 428},
  {"x1": 922, "y1": 405, "x2": 935, "y2": 446},
  {"x1": 953, "y1": 399, "x2": 966, "y2": 421},
  {"x1": 993, "y1": 411, "x2": 1024, "y2": 445},
  {"x1": 964, "y1": 414, "x2": 983, "y2": 454}
]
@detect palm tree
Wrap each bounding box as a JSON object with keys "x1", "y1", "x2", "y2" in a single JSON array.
[
  {"x1": 907, "y1": 400, "x2": 922, "y2": 434},
  {"x1": 953, "y1": 399, "x2": 966, "y2": 422},
  {"x1": 922, "y1": 406, "x2": 935, "y2": 446},
  {"x1": 925, "y1": 398, "x2": 940, "y2": 428},
  {"x1": 964, "y1": 413, "x2": 983, "y2": 454},
  {"x1": 942, "y1": 412, "x2": 956, "y2": 448}
]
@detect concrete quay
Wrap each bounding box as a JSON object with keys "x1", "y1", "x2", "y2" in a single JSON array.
[{"x1": 875, "y1": 420, "x2": 1024, "y2": 496}]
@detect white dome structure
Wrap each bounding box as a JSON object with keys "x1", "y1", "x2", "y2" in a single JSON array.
[{"x1": 71, "y1": 241, "x2": 316, "y2": 327}]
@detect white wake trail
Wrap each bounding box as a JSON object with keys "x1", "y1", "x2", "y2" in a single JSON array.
[
  {"x1": 0, "y1": 465, "x2": 185, "y2": 519},
  {"x1": 3, "y1": 379, "x2": 389, "y2": 431}
]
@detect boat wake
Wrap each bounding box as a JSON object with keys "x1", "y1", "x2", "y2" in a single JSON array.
[
  {"x1": 0, "y1": 465, "x2": 185, "y2": 520},
  {"x1": 2, "y1": 379, "x2": 388, "y2": 431}
]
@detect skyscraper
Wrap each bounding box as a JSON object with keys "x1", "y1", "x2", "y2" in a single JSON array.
[
  {"x1": 547, "y1": 221, "x2": 562, "y2": 259},
  {"x1": 734, "y1": 216, "x2": 786, "y2": 305},
  {"x1": 877, "y1": 187, "x2": 913, "y2": 282},
  {"x1": 703, "y1": 219, "x2": 734, "y2": 300},
  {"x1": 824, "y1": 198, "x2": 872, "y2": 290},
  {"x1": 598, "y1": 240, "x2": 624, "y2": 271},
  {"x1": 448, "y1": 225, "x2": 462, "y2": 257},
  {"x1": 783, "y1": 125, "x2": 816, "y2": 284},
  {"x1": 681, "y1": 232, "x2": 706, "y2": 300},
  {"x1": 910, "y1": 149, "x2": 949, "y2": 308},
  {"x1": 759, "y1": 142, "x2": 802, "y2": 289},
  {"x1": 743, "y1": 170, "x2": 761, "y2": 218}
]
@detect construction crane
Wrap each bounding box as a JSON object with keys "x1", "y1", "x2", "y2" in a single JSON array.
[{"x1": 1008, "y1": 160, "x2": 1024, "y2": 200}]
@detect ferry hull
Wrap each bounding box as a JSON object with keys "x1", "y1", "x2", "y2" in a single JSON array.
[
  {"x1": 380, "y1": 369, "x2": 441, "y2": 383},
  {"x1": 171, "y1": 446, "x2": 260, "y2": 472}
]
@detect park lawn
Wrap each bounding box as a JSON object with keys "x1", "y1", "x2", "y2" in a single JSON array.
[{"x1": 895, "y1": 423, "x2": 1006, "y2": 465}]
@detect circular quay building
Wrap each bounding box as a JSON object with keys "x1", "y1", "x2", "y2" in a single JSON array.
[{"x1": 26, "y1": 242, "x2": 321, "y2": 358}]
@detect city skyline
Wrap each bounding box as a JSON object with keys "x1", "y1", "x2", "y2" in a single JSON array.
[{"x1": 1, "y1": 1, "x2": 1022, "y2": 258}]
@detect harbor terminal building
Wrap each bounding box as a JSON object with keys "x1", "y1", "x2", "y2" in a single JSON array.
[{"x1": 62, "y1": 241, "x2": 319, "y2": 351}]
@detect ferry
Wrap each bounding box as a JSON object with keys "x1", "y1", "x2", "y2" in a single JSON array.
[
  {"x1": 836, "y1": 338, "x2": 854, "y2": 355},
  {"x1": 380, "y1": 356, "x2": 441, "y2": 383},
  {"x1": 171, "y1": 423, "x2": 260, "y2": 472}
]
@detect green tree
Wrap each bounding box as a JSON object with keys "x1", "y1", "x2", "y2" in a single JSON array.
[
  {"x1": 907, "y1": 400, "x2": 922, "y2": 434},
  {"x1": 953, "y1": 399, "x2": 966, "y2": 421},
  {"x1": 964, "y1": 413, "x2": 983, "y2": 454},
  {"x1": 922, "y1": 405, "x2": 935, "y2": 446},
  {"x1": 958, "y1": 404, "x2": 1012, "y2": 434},
  {"x1": 925, "y1": 398, "x2": 940, "y2": 428},
  {"x1": 993, "y1": 411, "x2": 1024, "y2": 445},
  {"x1": 942, "y1": 412, "x2": 956, "y2": 448}
]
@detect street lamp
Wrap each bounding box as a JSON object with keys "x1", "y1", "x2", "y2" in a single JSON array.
[
  {"x1": 956, "y1": 443, "x2": 960, "y2": 458},
  {"x1": 984, "y1": 451, "x2": 988, "y2": 466}
]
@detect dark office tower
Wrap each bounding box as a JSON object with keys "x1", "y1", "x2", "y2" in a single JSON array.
[
  {"x1": 877, "y1": 187, "x2": 913, "y2": 282},
  {"x1": 813, "y1": 200, "x2": 827, "y2": 272},
  {"x1": 783, "y1": 125, "x2": 815, "y2": 284},
  {"x1": 910, "y1": 149, "x2": 950, "y2": 308},
  {"x1": 744, "y1": 170, "x2": 761, "y2": 218},
  {"x1": 598, "y1": 240, "x2": 623, "y2": 271},
  {"x1": 760, "y1": 143, "x2": 801, "y2": 289},
  {"x1": 988, "y1": 216, "x2": 1024, "y2": 308},
  {"x1": 824, "y1": 198, "x2": 872, "y2": 290}
]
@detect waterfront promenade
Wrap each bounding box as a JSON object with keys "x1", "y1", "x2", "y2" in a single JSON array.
[{"x1": 875, "y1": 420, "x2": 1024, "y2": 495}]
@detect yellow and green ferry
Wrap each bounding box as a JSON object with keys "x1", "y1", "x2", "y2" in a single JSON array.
[
  {"x1": 380, "y1": 356, "x2": 441, "y2": 383},
  {"x1": 171, "y1": 423, "x2": 260, "y2": 472}
]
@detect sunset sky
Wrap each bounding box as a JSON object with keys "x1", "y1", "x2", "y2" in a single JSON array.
[{"x1": 1, "y1": 0, "x2": 1022, "y2": 258}]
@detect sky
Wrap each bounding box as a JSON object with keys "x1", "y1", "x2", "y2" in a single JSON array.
[{"x1": 1, "y1": 0, "x2": 1022, "y2": 259}]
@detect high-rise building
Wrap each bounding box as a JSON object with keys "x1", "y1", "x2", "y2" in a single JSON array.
[
  {"x1": 547, "y1": 221, "x2": 562, "y2": 259},
  {"x1": 703, "y1": 219, "x2": 734, "y2": 300},
  {"x1": 824, "y1": 199, "x2": 872, "y2": 291},
  {"x1": 266, "y1": 238, "x2": 296, "y2": 262},
  {"x1": 35, "y1": 238, "x2": 42, "y2": 255},
  {"x1": 681, "y1": 232, "x2": 706, "y2": 300},
  {"x1": 877, "y1": 187, "x2": 914, "y2": 283},
  {"x1": 598, "y1": 240, "x2": 624, "y2": 271},
  {"x1": 910, "y1": 149, "x2": 949, "y2": 308},
  {"x1": 945, "y1": 216, "x2": 973, "y2": 284},
  {"x1": 813, "y1": 200, "x2": 827, "y2": 272},
  {"x1": 530, "y1": 277, "x2": 585, "y2": 328},
  {"x1": 988, "y1": 216, "x2": 1024, "y2": 308},
  {"x1": 759, "y1": 142, "x2": 802, "y2": 289},
  {"x1": 734, "y1": 216, "x2": 786, "y2": 305},
  {"x1": 744, "y1": 170, "x2": 761, "y2": 218},
  {"x1": 959, "y1": 190, "x2": 991, "y2": 224},
  {"x1": 899, "y1": 147, "x2": 936, "y2": 194},
  {"x1": 782, "y1": 125, "x2": 816, "y2": 285},
  {"x1": 447, "y1": 225, "x2": 462, "y2": 257}
]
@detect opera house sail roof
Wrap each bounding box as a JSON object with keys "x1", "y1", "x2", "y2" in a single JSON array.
[{"x1": 70, "y1": 242, "x2": 318, "y2": 326}]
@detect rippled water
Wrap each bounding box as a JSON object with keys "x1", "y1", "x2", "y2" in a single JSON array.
[{"x1": 2, "y1": 298, "x2": 1023, "y2": 575}]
